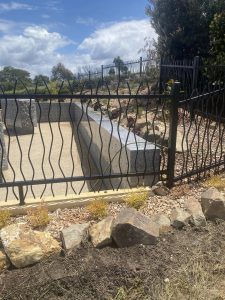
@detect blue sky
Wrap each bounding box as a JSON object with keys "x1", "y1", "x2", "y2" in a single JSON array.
[{"x1": 0, "y1": 0, "x2": 156, "y2": 76}]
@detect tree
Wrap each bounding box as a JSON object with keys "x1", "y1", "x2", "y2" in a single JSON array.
[
  {"x1": 108, "y1": 67, "x2": 115, "y2": 76},
  {"x1": 51, "y1": 63, "x2": 74, "y2": 81},
  {"x1": 33, "y1": 74, "x2": 50, "y2": 84},
  {"x1": 113, "y1": 57, "x2": 128, "y2": 74},
  {"x1": 209, "y1": 12, "x2": 225, "y2": 64},
  {"x1": 146, "y1": 0, "x2": 224, "y2": 59},
  {"x1": 0, "y1": 66, "x2": 32, "y2": 91}
]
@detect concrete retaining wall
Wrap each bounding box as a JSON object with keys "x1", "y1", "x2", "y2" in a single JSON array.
[
  {"x1": 73, "y1": 103, "x2": 160, "y2": 189},
  {"x1": 36, "y1": 102, "x2": 75, "y2": 123}
]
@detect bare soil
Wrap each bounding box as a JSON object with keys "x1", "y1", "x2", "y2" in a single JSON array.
[{"x1": 1, "y1": 220, "x2": 225, "y2": 300}]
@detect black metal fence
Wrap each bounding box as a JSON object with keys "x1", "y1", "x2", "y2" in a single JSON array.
[{"x1": 0, "y1": 62, "x2": 225, "y2": 204}]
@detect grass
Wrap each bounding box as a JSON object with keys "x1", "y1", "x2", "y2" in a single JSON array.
[
  {"x1": 86, "y1": 198, "x2": 108, "y2": 220},
  {"x1": 26, "y1": 202, "x2": 50, "y2": 229},
  {"x1": 204, "y1": 175, "x2": 225, "y2": 191},
  {"x1": 124, "y1": 189, "x2": 149, "y2": 209},
  {"x1": 0, "y1": 210, "x2": 11, "y2": 229},
  {"x1": 112, "y1": 255, "x2": 224, "y2": 300}
]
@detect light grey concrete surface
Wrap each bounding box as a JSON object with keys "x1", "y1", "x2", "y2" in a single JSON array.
[
  {"x1": 0, "y1": 122, "x2": 88, "y2": 202},
  {"x1": 36, "y1": 102, "x2": 75, "y2": 123},
  {"x1": 74, "y1": 103, "x2": 160, "y2": 189}
]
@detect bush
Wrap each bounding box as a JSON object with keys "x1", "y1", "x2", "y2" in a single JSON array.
[
  {"x1": 27, "y1": 203, "x2": 50, "y2": 228},
  {"x1": 125, "y1": 189, "x2": 149, "y2": 209},
  {"x1": 0, "y1": 210, "x2": 11, "y2": 229},
  {"x1": 86, "y1": 199, "x2": 108, "y2": 220}
]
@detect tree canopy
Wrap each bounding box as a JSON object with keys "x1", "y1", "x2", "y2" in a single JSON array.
[
  {"x1": 51, "y1": 63, "x2": 74, "y2": 81},
  {"x1": 0, "y1": 66, "x2": 32, "y2": 91},
  {"x1": 209, "y1": 11, "x2": 225, "y2": 64},
  {"x1": 146, "y1": 0, "x2": 224, "y2": 59},
  {"x1": 113, "y1": 57, "x2": 128, "y2": 74}
]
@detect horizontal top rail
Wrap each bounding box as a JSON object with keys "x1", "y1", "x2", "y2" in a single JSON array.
[
  {"x1": 0, "y1": 93, "x2": 173, "y2": 100},
  {"x1": 179, "y1": 88, "x2": 225, "y2": 104}
]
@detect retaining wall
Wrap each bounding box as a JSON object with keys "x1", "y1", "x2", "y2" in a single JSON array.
[{"x1": 73, "y1": 103, "x2": 160, "y2": 189}]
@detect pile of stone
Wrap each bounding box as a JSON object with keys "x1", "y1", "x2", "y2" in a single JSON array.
[{"x1": 0, "y1": 186, "x2": 224, "y2": 272}]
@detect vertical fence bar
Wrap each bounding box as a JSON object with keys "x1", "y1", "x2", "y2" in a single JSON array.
[
  {"x1": 159, "y1": 57, "x2": 163, "y2": 94},
  {"x1": 192, "y1": 56, "x2": 200, "y2": 91},
  {"x1": 101, "y1": 65, "x2": 104, "y2": 81},
  {"x1": 167, "y1": 82, "x2": 181, "y2": 188},
  {"x1": 18, "y1": 185, "x2": 25, "y2": 205},
  {"x1": 118, "y1": 63, "x2": 121, "y2": 82},
  {"x1": 88, "y1": 71, "x2": 91, "y2": 81},
  {"x1": 140, "y1": 56, "x2": 143, "y2": 77}
]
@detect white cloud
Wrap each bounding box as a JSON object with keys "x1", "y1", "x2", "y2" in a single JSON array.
[
  {"x1": 78, "y1": 19, "x2": 156, "y2": 62},
  {"x1": 0, "y1": 2, "x2": 34, "y2": 11},
  {"x1": 0, "y1": 19, "x2": 156, "y2": 77},
  {"x1": 0, "y1": 26, "x2": 72, "y2": 76}
]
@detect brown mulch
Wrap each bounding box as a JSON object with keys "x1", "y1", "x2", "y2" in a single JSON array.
[{"x1": 0, "y1": 220, "x2": 225, "y2": 300}]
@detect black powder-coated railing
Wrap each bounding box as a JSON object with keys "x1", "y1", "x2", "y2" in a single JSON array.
[{"x1": 0, "y1": 78, "x2": 224, "y2": 204}]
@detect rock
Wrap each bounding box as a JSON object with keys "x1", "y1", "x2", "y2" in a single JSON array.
[
  {"x1": 201, "y1": 187, "x2": 225, "y2": 220},
  {"x1": 170, "y1": 208, "x2": 191, "y2": 229},
  {"x1": 111, "y1": 208, "x2": 159, "y2": 248},
  {"x1": 185, "y1": 198, "x2": 206, "y2": 226},
  {"x1": 61, "y1": 223, "x2": 90, "y2": 250},
  {"x1": 0, "y1": 223, "x2": 61, "y2": 268},
  {"x1": 89, "y1": 216, "x2": 114, "y2": 248},
  {"x1": 151, "y1": 214, "x2": 172, "y2": 234},
  {"x1": 0, "y1": 250, "x2": 7, "y2": 271},
  {"x1": 152, "y1": 182, "x2": 169, "y2": 196},
  {"x1": 176, "y1": 131, "x2": 188, "y2": 153}
]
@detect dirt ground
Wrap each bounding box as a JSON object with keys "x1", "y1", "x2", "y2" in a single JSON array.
[{"x1": 1, "y1": 220, "x2": 225, "y2": 300}]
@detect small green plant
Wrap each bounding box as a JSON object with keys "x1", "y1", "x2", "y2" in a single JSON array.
[
  {"x1": 124, "y1": 189, "x2": 149, "y2": 209},
  {"x1": 204, "y1": 175, "x2": 225, "y2": 191},
  {"x1": 86, "y1": 198, "x2": 108, "y2": 220},
  {"x1": 0, "y1": 210, "x2": 11, "y2": 229},
  {"x1": 27, "y1": 202, "x2": 50, "y2": 228}
]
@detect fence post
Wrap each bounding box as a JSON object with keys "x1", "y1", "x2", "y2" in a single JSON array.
[
  {"x1": 18, "y1": 185, "x2": 25, "y2": 205},
  {"x1": 101, "y1": 65, "x2": 104, "y2": 81},
  {"x1": 167, "y1": 82, "x2": 181, "y2": 188},
  {"x1": 192, "y1": 56, "x2": 200, "y2": 91},
  {"x1": 118, "y1": 63, "x2": 121, "y2": 81},
  {"x1": 140, "y1": 56, "x2": 143, "y2": 77},
  {"x1": 159, "y1": 57, "x2": 163, "y2": 94},
  {"x1": 88, "y1": 71, "x2": 91, "y2": 81}
]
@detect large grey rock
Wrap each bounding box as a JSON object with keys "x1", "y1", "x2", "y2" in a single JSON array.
[
  {"x1": 61, "y1": 223, "x2": 90, "y2": 250},
  {"x1": 89, "y1": 216, "x2": 114, "y2": 248},
  {"x1": 151, "y1": 214, "x2": 172, "y2": 234},
  {"x1": 1, "y1": 99, "x2": 37, "y2": 135},
  {"x1": 0, "y1": 223, "x2": 61, "y2": 268},
  {"x1": 201, "y1": 187, "x2": 225, "y2": 220},
  {"x1": 185, "y1": 198, "x2": 206, "y2": 227},
  {"x1": 170, "y1": 208, "x2": 191, "y2": 229},
  {"x1": 111, "y1": 208, "x2": 159, "y2": 247}
]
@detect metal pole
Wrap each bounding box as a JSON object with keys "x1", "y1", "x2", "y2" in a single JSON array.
[
  {"x1": 18, "y1": 185, "x2": 25, "y2": 205},
  {"x1": 101, "y1": 65, "x2": 104, "y2": 81},
  {"x1": 192, "y1": 56, "x2": 200, "y2": 91},
  {"x1": 140, "y1": 56, "x2": 143, "y2": 77},
  {"x1": 159, "y1": 57, "x2": 163, "y2": 94},
  {"x1": 167, "y1": 82, "x2": 181, "y2": 188}
]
